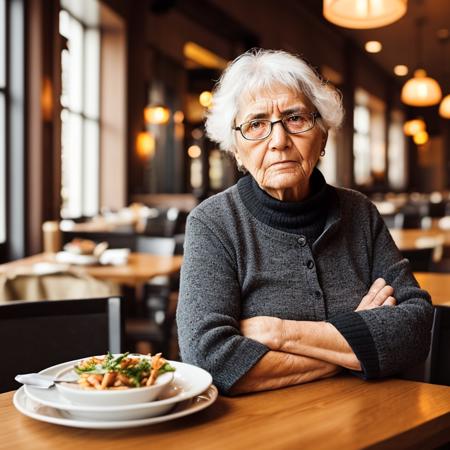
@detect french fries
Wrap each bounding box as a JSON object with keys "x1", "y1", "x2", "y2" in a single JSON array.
[{"x1": 73, "y1": 352, "x2": 174, "y2": 390}]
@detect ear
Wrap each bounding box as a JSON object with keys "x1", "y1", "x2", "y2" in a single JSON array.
[{"x1": 233, "y1": 147, "x2": 243, "y2": 168}]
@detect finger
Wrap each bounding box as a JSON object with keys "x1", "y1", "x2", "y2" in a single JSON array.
[
  {"x1": 367, "y1": 278, "x2": 387, "y2": 299},
  {"x1": 372, "y1": 285, "x2": 394, "y2": 306},
  {"x1": 360, "y1": 278, "x2": 387, "y2": 307},
  {"x1": 382, "y1": 296, "x2": 396, "y2": 307}
]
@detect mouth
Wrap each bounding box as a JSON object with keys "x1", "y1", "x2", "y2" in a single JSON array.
[{"x1": 270, "y1": 160, "x2": 299, "y2": 167}]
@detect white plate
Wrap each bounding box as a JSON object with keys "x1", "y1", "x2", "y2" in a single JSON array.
[
  {"x1": 14, "y1": 385, "x2": 218, "y2": 429},
  {"x1": 55, "y1": 252, "x2": 99, "y2": 266},
  {"x1": 24, "y1": 359, "x2": 212, "y2": 421}
]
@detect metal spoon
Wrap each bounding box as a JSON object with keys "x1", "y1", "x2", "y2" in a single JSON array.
[{"x1": 15, "y1": 373, "x2": 79, "y2": 389}]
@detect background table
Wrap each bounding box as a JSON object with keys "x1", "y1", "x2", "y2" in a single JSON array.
[
  {"x1": 415, "y1": 272, "x2": 450, "y2": 307},
  {"x1": 2, "y1": 375, "x2": 450, "y2": 449},
  {"x1": 0, "y1": 252, "x2": 183, "y2": 287}
]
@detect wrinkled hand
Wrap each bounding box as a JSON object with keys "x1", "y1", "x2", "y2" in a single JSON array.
[
  {"x1": 356, "y1": 278, "x2": 396, "y2": 311},
  {"x1": 240, "y1": 316, "x2": 283, "y2": 350}
]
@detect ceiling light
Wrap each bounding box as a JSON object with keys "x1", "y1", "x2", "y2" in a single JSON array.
[
  {"x1": 413, "y1": 130, "x2": 429, "y2": 145},
  {"x1": 199, "y1": 91, "x2": 213, "y2": 108},
  {"x1": 394, "y1": 65, "x2": 408, "y2": 76},
  {"x1": 401, "y1": 69, "x2": 442, "y2": 107},
  {"x1": 365, "y1": 41, "x2": 382, "y2": 53},
  {"x1": 403, "y1": 119, "x2": 426, "y2": 136},
  {"x1": 323, "y1": 0, "x2": 407, "y2": 29},
  {"x1": 184, "y1": 42, "x2": 228, "y2": 69},
  {"x1": 144, "y1": 104, "x2": 170, "y2": 125},
  {"x1": 136, "y1": 131, "x2": 155, "y2": 160},
  {"x1": 188, "y1": 145, "x2": 202, "y2": 159},
  {"x1": 439, "y1": 94, "x2": 450, "y2": 119},
  {"x1": 173, "y1": 111, "x2": 184, "y2": 124}
]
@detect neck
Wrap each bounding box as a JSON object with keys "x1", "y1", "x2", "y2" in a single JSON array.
[{"x1": 263, "y1": 183, "x2": 311, "y2": 202}]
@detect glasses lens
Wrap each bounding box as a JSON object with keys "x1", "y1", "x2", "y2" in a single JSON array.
[
  {"x1": 241, "y1": 120, "x2": 271, "y2": 140},
  {"x1": 283, "y1": 114, "x2": 314, "y2": 134}
]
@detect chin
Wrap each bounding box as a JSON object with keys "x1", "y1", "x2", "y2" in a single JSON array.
[{"x1": 267, "y1": 173, "x2": 305, "y2": 190}]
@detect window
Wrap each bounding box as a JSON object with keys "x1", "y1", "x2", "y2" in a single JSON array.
[
  {"x1": 388, "y1": 110, "x2": 407, "y2": 190},
  {"x1": 0, "y1": 0, "x2": 6, "y2": 243},
  {"x1": 59, "y1": 9, "x2": 100, "y2": 218},
  {"x1": 353, "y1": 88, "x2": 386, "y2": 187}
]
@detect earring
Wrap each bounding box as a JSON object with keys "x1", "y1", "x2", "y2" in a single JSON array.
[{"x1": 320, "y1": 149, "x2": 326, "y2": 157}]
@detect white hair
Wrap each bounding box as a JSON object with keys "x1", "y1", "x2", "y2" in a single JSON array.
[{"x1": 205, "y1": 49, "x2": 344, "y2": 153}]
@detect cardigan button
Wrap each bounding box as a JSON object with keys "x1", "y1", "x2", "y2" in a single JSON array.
[
  {"x1": 306, "y1": 260, "x2": 315, "y2": 269},
  {"x1": 297, "y1": 235, "x2": 307, "y2": 247}
]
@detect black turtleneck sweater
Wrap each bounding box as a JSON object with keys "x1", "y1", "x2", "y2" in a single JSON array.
[{"x1": 237, "y1": 168, "x2": 330, "y2": 245}]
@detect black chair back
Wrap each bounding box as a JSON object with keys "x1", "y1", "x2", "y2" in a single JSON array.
[
  {"x1": 0, "y1": 297, "x2": 124, "y2": 392},
  {"x1": 429, "y1": 306, "x2": 450, "y2": 386},
  {"x1": 401, "y1": 247, "x2": 434, "y2": 272}
]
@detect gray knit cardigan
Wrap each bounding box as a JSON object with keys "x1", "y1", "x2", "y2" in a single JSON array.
[{"x1": 176, "y1": 183, "x2": 434, "y2": 394}]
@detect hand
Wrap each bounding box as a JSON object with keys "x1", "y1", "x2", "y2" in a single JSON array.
[
  {"x1": 356, "y1": 278, "x2": 396, "y2": 311},
  {"x1": 240, "y1": 316, "x2": 283, "y2": 350}
]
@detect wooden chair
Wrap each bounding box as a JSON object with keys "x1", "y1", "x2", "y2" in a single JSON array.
[
  {"x1": 0, "y1": 296, "x2": 124, "y2": 392},
  {"x1": 127, "y1": 236, "x2": 180, "y2": 358}
]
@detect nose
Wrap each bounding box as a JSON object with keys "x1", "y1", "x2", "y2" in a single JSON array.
[{"x1": 269, "y1": 120, "x2": 290, "y2": 150}]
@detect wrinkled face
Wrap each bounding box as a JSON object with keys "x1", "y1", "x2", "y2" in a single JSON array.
[{"x1": 233, "y1": 85, "x2": 325, "y2": 201}]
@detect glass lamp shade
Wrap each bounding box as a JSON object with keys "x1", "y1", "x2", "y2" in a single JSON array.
[
  {"x1": 323, "y1": 0, "x2": 407, "y2": 29},
  {"x1": 403, "y1": 119, "x2": 426, "y2": 136},
  {"x1": 439, "y1": 94, "x2": 450, "y2": 119},
  {"x1": 144, "y1": 105, "x2": 170, "y2": 125},
  {"x1": 401, "y1": 69, "x2": 442, "y2": 106},
  {"x1": 136, "y1": 131, "x2": 155, "y2": 160}
]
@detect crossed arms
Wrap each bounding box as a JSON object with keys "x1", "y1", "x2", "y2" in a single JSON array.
[{"x1": 232, "y1": 278, "x2": 396, "y2": 394}]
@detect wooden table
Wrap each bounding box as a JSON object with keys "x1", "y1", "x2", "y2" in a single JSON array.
[
  {"x1": 2, "y1": 375, "x2": 450, "y2": 450},
  {"x1": 415, "y1": 272, "x2": 450, "y2": 307},
  {"x1": 389, "y1": 228, "x2": 450, "y2": 251},
  {"x1": 0, "y1": 252, "x2": 183, "y2": 287}
]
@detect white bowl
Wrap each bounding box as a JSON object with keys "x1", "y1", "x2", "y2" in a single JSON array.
[
  {"x1": 55, "y1": 357, "x2": 174, "y2": 407},
  {"x1": 24, "y1": 359, "x2": 212, "y2": 421}
]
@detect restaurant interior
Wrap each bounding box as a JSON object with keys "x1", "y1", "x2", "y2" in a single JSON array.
[{"x1": 1, "y1": 0, "x2": 450, "y2": 446}]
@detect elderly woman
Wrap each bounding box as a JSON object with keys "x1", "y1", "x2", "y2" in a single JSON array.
[{"x1": 176, "y1": 49, "x2": 433, "y2": 395}]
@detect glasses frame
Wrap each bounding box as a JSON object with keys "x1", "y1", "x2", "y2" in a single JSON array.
[{"x1": 233, "y1": 112, "x2": 321, "y2": 141}]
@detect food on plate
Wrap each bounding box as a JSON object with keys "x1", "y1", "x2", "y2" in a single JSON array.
[
  {"x1": 64, "y1": 238, "x2": 97, "y2": 255},
  {"x1": 74, "y1": 352, "x2": 175, "y2": 390}
]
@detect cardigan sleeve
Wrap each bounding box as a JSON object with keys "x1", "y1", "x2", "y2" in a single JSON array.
[
  {"x1": 328, "y1": 202, "x2": 434, "y2": 378},
  {"x1": 176, "y1": 213, "x2": 268, "y2": 394}
]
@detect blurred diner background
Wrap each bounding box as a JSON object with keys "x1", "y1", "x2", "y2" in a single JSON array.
[{"x1": 1, "y1": 0, "x2": 450, "y2": 377}]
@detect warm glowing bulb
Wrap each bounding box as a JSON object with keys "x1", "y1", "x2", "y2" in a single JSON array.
[
  {"x1": 188, "y1": 145, "x2": 202, "y2": 158},
  {"x1": 199, "y1": 91, "x2": 213, "y2": 107},
  {"x1": 403, "y1": 119, "x2": 426, "y2": 136},
  {"x1": 323, "y1": 0, "x2": 407, "y2": 29},
  {"x1": 144, "y1": 105, "x2": 170, "y2": 125},
  {"x1": 413, "y1": 130, "x2": 429, "y2": 145},
  {"x1": 173, "y1": 110, "x2": 184, "y2": 123},
  {"x1": 394, "y1": 65, "x2": 408, "y2": 76},
  {"x1": 439, "y1": 94, "x2": 450, "y2": 119},
  {"x1": 365, "y1": 41, "x2": 382, "y2": 53},
  {"x1": 401, "y1": 69, "x2": 442, "y2": 106},
  {"x1": 136, "y1": 131, "x2": 155, "y2": 159}
]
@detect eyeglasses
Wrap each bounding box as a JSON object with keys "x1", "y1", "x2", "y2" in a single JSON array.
[{"x1": 233, "y1": 112, "x2": 321, "y2": 141}]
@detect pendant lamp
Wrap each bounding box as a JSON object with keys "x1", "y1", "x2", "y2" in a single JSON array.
[
  {"x1": 401, "y1": 69, "x2": 442, "y2": 106},
  {"x1": 403, "y1": 118, "x2": 426, "y2": 136},
  {"x1": 323, "y1": 0, "x2": 407, "y2": 29},
  {"x1": 401, "y1": 19, "x2": 442, "y2": 107},
  {"x1": 440, "y1": 95, "x2": 450, "y2": 119},
  {"x1": 438, "y1": 29, "x2": 450, "y2": 119}
]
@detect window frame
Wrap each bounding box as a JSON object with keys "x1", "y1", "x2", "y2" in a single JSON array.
[{"x1": 0, "y1": 0, "x2": 8, "y2": 261}]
